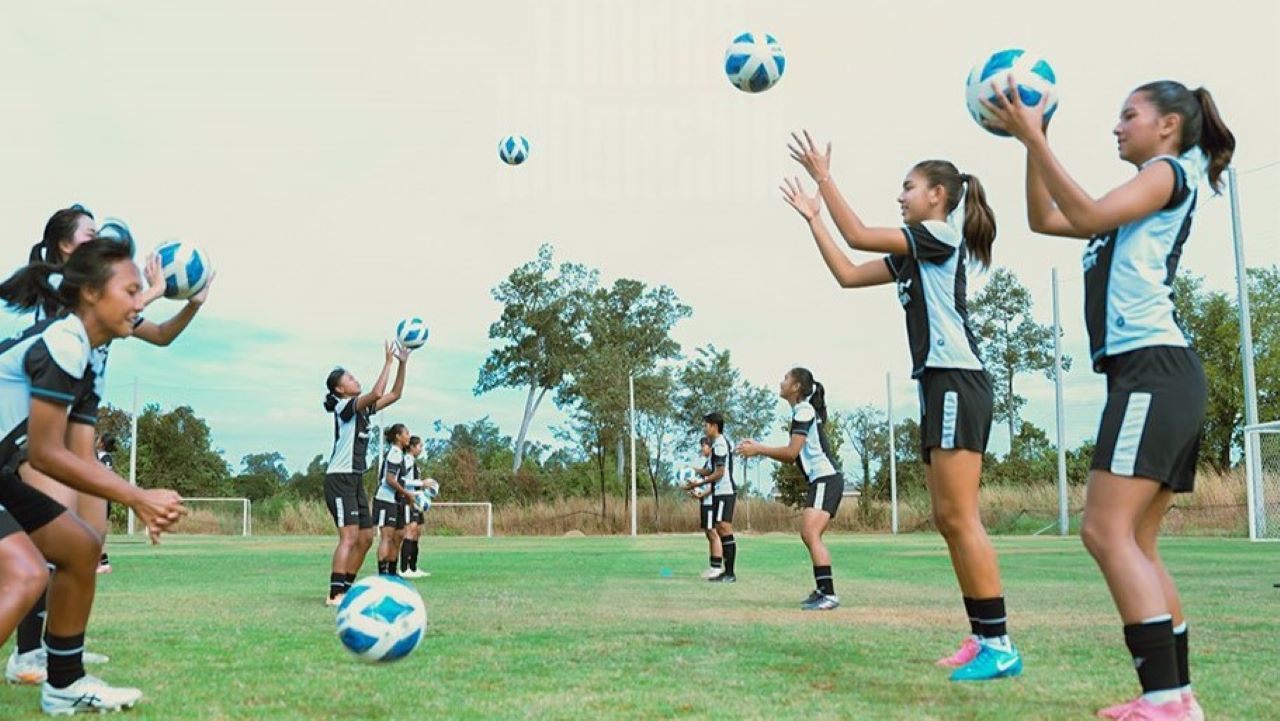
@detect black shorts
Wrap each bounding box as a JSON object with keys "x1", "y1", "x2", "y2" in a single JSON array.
[
  {"x1": 374, "y1": 499, "x2": 405, "y2": 530},
  {"x1": 699, "y1": 501, "x2": 715, "y2": 531},
  {"x1": 918, "y1": 368, "x2": 993, "y2": 464},
  {"x1": 805, "y1": 475, "x2": 844, "y2": 517},
  {"x1": 1092, "y1": 346, "x2": 1205, "y2": 493},
  {"x1": 0, "y1": 469, "x2": 67, "y2": 534},
  {"x1": 324, "y1": 473, "x2": 372, "y2": 529},
  {"x1": 711, "y1": 495, "x2": 736, "y2": 525},
  {"x1": 0, "y1": 507, "x2": 23, "y2": 540},
  {"x1": 407, "y1": 506, "x2": 424, "y2": 525}
]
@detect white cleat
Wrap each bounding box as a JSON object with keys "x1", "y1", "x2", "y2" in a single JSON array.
[
  {"x1": 699, "y1": 567, "x2": 724, "y2": 580},
  {"x1": 41, "y1": 675, "x2": 142, "y2": 716},
  {"x1": 6, "y1": 649, "x2": 44, "y2": 685}
]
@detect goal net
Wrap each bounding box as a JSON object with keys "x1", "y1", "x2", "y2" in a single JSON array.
[
  {"x1": 1245, "y1": 422, "x2": 1280, "y2": 542},
  {"x1": 128, "y1": 497, "x2": 252, "y2": 536},
  {"x1": 423, "y1": 502, "x2": 493, "y2": 538}
]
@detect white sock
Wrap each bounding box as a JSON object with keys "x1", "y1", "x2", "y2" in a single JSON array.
[
  {"x1": 980, "y1": 635, "x2": 1012, "y2": 653},
  {"x1": 1142, "y1": 689, "x2": 1182, "y2": 706}
]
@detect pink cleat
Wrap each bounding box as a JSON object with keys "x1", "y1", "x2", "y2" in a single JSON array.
[
  {"x1": 1098, "y1": 698, "x2": 1188, "y2": 721},
  {"x1": 1097, "y1": 698, "x2": 1140, "y2": 719},
  {"x1": 1183, "y1": 692, "x2": 1204, "y2": 721},
  {"x1": 935, "y1": 636, "x2": 980, "y2": 667}
]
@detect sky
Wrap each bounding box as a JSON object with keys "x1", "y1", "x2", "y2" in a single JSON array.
[{"x1": 1, "y1": 1, "x2": 1277, "y2": 485}]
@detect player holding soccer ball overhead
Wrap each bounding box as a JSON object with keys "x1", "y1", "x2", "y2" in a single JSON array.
[
  {"x1": 982, "y1": 78, "x2": 1234, "y2": 720},
  {"x1": 323, "y1": 342, "x2": 409, "y2": 605},
  {"x1": 737, "y1": 368, "x2": 842, "y2": 611},
  {"x1": 780, "y1": 132, "x2": 1020, "y2": 679}
]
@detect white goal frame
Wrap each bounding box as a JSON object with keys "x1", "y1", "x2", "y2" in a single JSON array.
[
  {"x1": 1245, "y1": 421, "x2": 1280, "y2": 542},
  {"x1": 130, "y1": 497, "x2": 251, "y2": 537},
  {"x1": 430, "y1": 502, "x2": 493, "y2": 538}
]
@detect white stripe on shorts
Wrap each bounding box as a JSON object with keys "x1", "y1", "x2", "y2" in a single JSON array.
[
  {"x1": 716, "y1": 502, "x2": 724, "y2": 522},
  {"x1": 941, "y1": 391, "x2": 958, "y2": 449},
  {"x1": 1111, "y1": 392, "x2": 1152, "y2": 477},
  {"x1": 335, "y1": 497, "x2": 345, "y2": 525},
  {"x1": 812, "y1": 482, "x2": 826, "y2": 510},
  {"x1": 377, "y1": 508, "x2": 386, "y2": 527}
]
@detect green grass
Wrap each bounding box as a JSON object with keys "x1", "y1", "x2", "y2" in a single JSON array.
[{"x1": 1, "y1": 534, "x2": 1276, "y2": 720}]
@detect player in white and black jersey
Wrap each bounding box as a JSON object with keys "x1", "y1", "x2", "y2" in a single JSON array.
[
  {"x1": 322, "y1": 341, "x2": 408, "y2": 605},
  {"x1": 697, "y1": 412, "x2": 739, "y2": 583},
  {"x1": 985, "y1": 79, "x2": 1235, "y2": 720},
  {"x1": 0, "y1": 239, "x2": 186, "y2": 714},
  {"x1": 681, "y1": 436, "x2": 721, "y2": 579},
  {"x1": 7, "y1": 206, "x2": 213, "y2": 683},
  {"x1": 738, "y1": 369, "x2": 843, "y2": 611},
  {"x1": 399, "y1": 435, "x2": 436, "y2": 578},
  {"x1": 785, "y1": 132, "x2": 1021, "y2": 679},
  {"x1": 373, "y1": 424, "x2": 417, "y2": 577}
]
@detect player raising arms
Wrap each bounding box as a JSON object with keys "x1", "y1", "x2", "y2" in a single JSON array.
[
  {"x1": 782, "y1": 132, "x2": 1020, "y2": 681},
  {"x1": 983, "y1": 78, "x2": 1233, "y2": 720}
]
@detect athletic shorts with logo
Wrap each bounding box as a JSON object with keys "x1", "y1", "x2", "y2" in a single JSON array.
[
  {"x1": 407, "y1": 505, "x2": 424, "y2": 524},
  {"x1": 374, "y1": 499, "x2": 405, "y2": 530},
  {"x1": 324, "y1": 472, "x2": 372, "y2": 529},
  {"x1": 711, "y1": 495, "x2": 735, "y2": 525},
  {"x1": 805, "y1": 475, "x2": 844, "y2": 517},
  {"x1": 699, "y1": 498, "x2": 715, "y2": 531},
  {"x1": 918, "y1": 368, "x2": 993, "y2": 464},
  {"x1": 1092, "y1": 346, "x2": 1205, "y2": 493}
]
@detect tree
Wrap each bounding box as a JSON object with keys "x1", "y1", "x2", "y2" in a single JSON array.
[
  {"x1": 1172, "y1": 273, "x2": 1242, "y2": 472},
  {"x1": 288, "y1": 454, "x2": 329, "y2": 500},
  {"x1": 969, "y1": 267, "x2": 1071, "y2": 452},
  {"x1": 241, "y1": 452, "x2": 288, "y2": 483},
  {"x1": 837, "y1": 405, "x2": 887, "y2": 492},
  {"x1": 475, "y1": 245, "x2": 597, "y2": 472},
  {"x1": 134, "y1": 404, "x2": 231, "y2": 497}
]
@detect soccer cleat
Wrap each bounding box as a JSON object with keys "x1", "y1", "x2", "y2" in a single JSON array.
[
  {"x1": 325, "y1": 594, "x2": 344, "y2": 608},
  {"x1": 700, "y1": 567, "x2": 724, "y2": 580},
  {"x1": 936, "y1": 636, "x2": 981, "y2": 667},
  {"x1": 41, "y1": 675, "x2": 142, "y2": 716},
  {"x1": 949, "y1": 643, "x2": 1023, "y2": 682},
  {"x1": 709, "y1": 573, "x2": 736, "y2": 584},
  {"x1": 95, "y1": 562, "x2": 112, "y2": 575},
  {"x1": 6, "y1": 649, "x2": 45, "y2": 685},
  {"x1": 1183, "y1": 692, "x2": 1204, "y2": 721},
  {"x1": 1108, "y1": 698, "x2": 1189, "y2": 721},
  {"x1": 801, "y1": 594, "x2": 840, "y2": 611},
  {"x1": 800, "y1": 590, "x2": 823, "y2": 607}
]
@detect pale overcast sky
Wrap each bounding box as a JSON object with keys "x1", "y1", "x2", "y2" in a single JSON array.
[{"x1": 2, "y1": 1, "x2": 1276, "y2": 479}]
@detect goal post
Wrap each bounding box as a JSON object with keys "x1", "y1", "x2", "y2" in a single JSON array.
[
  {"x1": 1245, "y1": 421, "x2": 1280, "y2": 542},
  {"x1": 129, "y1": 497, "x2": 252, "y2": 537},
  {"x1": 429, "y1": 502, "x2": 493, "y2": 538}
]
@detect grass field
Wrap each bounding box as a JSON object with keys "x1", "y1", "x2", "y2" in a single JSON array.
[{"x1": 1, "y1": 534, "x2": 1275, "y2": 720}]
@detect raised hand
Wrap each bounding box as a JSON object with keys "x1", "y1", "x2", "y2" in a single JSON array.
[
  {"x1": 188, "y1": 270, "x2": 215, "y2": 307},
  {"x1": 978, "y1": 75, "x2": 1052, "y2": 142},
  {"x1": 780, "y1": 176, "x2": 822, "y2": 221},
  {"x1": 788, "y1": 130, "x2": 833, "y2": 182}
]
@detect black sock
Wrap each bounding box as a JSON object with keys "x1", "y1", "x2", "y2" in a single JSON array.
[
  {"x1": 98, "y1": 552, "x2": 109, "y2": 565},
  {"x1": 813, "y1": 565, "x2": 835, "y2": 596},
  {"x1": 43, "y1": 632, "x2": 85, "y2": 690},
  {"x1": 971, "y1": 597, "x2": 1008, "y2": 639},
  {"x1": 1123, "y1": 617, "x2": 1179, "y2": 695},
  {"x1": 963, "y1": 596, "x2": 980, "y2": 636},
  {"x1": 710, "y1": 556, "x2": 722, "y2": 569},
  {"x1": 721, "y1": 535, "x2": 736, "y2": 575},
  {"x1": 16, "y1": 590, "x2": 46, "y2": 654},
  {"x1": 1173, "y1": 622, "x2": 1190, "y2": 688},
  {"x1": 409, "y1": 541, "x2": 420, "y2": 571},
  {"x1": 399, "y1": 542, "x2": 411, "y2": 572},
  {"x1": 329, "y1": 573, "x2": 345, "y2": 599},
  {"x1": 343, "y1": 573, "x2": 356, "y2": 593}
]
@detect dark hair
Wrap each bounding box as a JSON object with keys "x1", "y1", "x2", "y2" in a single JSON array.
[
  {"x1": 702, "y1": 412, "x2": 725, "y2": 433},
  {"x1": 1133, "y1": 81, "x2": 1235, "y2": 193},
  {"x1": 699, "y1": 435, "x2": 713, "y2": 449},
  {"x1": 323, "y1": 368, "x2": 346, "y2": 411},
  {"x1": 384, "y1": 423, "x2": 407, "y2": 445},
  {"x1": 31, "y1": 206, "x2": 95, "y2": 265},
  {"x1": 1, "y1": 238, "x2": 134, "y2": 316},
  {"x1": 100, "y1": 433, "x2": 118, "y2": 453},
  {"x1": 788, "y1": 367, "x2": 828, "y2": 423},
  {"x1": 409, "y1": 435, "x2": 422, "y2": 449},
  {"x1": 911, "y1": 160, "x2": 996, "y2": 268}
]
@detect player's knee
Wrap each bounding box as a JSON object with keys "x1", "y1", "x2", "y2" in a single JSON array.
[{"x1": 1080, "y1": 516, "x2": 1121, "y2": 559}]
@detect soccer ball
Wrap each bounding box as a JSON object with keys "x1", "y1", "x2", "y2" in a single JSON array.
[
  {"x1": 724, "y1": 32, "x2": 785, "y2": 93},
  {"x1": 965, "y1": 49, "x2": 1058, "y2": 136},
  {"x1": 424, "y1": 478, "x2": 439, "y2": 499},
  {"x1": 335, "y1": 576, "x2": 428, "y2": 663},
  {"x1": 414, "y1": 491, "x2": 432, "y2": 512},
  {"x1": 498, "y1": 135, "x2": 530, "y2": 165},
  {"x1": 395, "y1": 317, "x2": 429, "y2": 350},
  {"x1": 155, "y1": 240, "x2": 212, "y2": 300}
]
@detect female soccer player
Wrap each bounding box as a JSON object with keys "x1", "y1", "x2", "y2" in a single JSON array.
[
  {"x1": 737, "y1": 368, "x2": 843, "y2": 611},
  {"x1": 782, "y1": 133, "x2": 1018, "y2": 680},
  {"x1": 982, "y1": 78, "x2": 1233, "y2": 720},
  {"x1": 373, "y1": 423, "x2": 416, "y2": 576},
  {"x1": 681, "y1": 436, "x2": 721, "y2": 579},
  {"x1": 323, "y1": 342, "x2": 408, "y2": 604},
  {"x1": 399, "y1": 435, "x2": 436, "y2": 578},
  {"x1": 0, "y1": 239, "x2": 186, "y2": 714}
]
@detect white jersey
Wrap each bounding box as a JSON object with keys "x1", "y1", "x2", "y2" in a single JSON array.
[
  {"x1": 1082, "y1": 150, "x2": 1203, "y2": 371},
  {"x1": 699, "y1": 455, "x2": 713, "y2": 507},
  {"x1": 710, "y1": 435, "x2": 736, "y2": 496},
  {"x1": 326, "y1": 397, "x2": 373, "y2": 474},
  {"x1": 375, "y1": 445, "x2": 405, "y2": 502},
  {"x1": 789, "y1": 401, "x2": 838, "y2": 483},
  {"x1": 403, "y1": 453, "x2": 423, "y2": 492}
]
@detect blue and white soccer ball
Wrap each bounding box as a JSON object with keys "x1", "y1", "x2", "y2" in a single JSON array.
[
  {"x1": 724, "y1": 32, "x2": 785, "y2": 93},
  {"x1": 395, "y1": 317, "x2": 429, "y2": 350},
  {"x1": 965, "y1": 49, "x2": 1058, "y2": 136},
  {"x1": 414, "y1": 491, "x2": 432, "y2": 512},
  {"x1": 155, "y1": 240, "x2": 212, "y2": 300},
  {"x1": 498, "y1": 135, "x2": 530, "y2": 165},
  {"x1": 335, "y1": 576, "x2": 428, "y2": 663}
]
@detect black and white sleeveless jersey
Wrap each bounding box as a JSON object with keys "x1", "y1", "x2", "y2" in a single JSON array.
[
  {"x1": 1082, "y1": 152, "x2": 1202, "y2": 371},
  {"x1": 789, "y1": 401, "x2": 839, "y2": 482},
  {"x1": 375, "y1": 445, "x2": 405, "y2": 502},
  {"x1": 97, "y1": 450, "x2": 114, "y2": 471},
  {"x1": 699, "y1": 455, "x2": 713, "y2": 507},
  {"x1": 326, "y1": 398, "x2": 373, "y2": 474},
  {"x1": 0, "y1": 315, "x2": 103, "y2": 466},
  {"x1": 403, "y1": 453, "x2": 423, "y2": 493},
  {"x1": 710, "y1": 435, "x2": 737, "y2": 495},
  {"x1": 884, "y1": 221, "x2": 985, "y2": 379}
]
